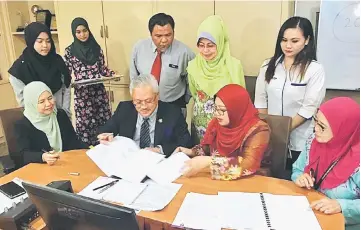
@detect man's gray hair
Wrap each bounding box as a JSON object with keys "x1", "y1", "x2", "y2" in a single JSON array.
[{"x1": 129, "y1": 74, "x2": 159, "y2": 95}]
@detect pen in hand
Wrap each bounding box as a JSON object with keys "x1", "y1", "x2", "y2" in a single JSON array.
[
  {"x1": 42, "y1": 149, "x2": 59, "y2": 159},
  {"x1": 309, "y1": 168, "x2": 315, "y2": 188}
]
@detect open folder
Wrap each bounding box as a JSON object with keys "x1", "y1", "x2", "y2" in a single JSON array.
[{"x1": 86, "y1": 136, "x2": 190, "y2": 184}]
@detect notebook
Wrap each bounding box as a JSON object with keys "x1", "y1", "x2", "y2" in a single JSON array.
[
  {"x1": 218, "y1": 192, "x2": 322, "y2": 230},
  {"x1": 86, "y1": 136, "x2": 189, "y2": 183}
]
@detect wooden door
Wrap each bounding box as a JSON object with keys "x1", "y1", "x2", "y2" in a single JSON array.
[
  {"x1": 153, "y1": 0, "x2": 214, "y2": 52},
  {"x1": 215, "y1": 1, "x2": 283, "y2": 76},
  {"x1": 102, "y1": 1, "x2": 154, "y2": 85},
  {"x1": 54, "y1": 1, "x2": 106, "y2": 56}
]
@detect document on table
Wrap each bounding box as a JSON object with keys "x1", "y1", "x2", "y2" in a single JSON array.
[
  {"x1": 126, "y1": 179, "x2": 182, "y2": 211},
  {"x1": 79, "y1": 177, "x2": 182, "y2": 212},
  {"x1": 0, "y1": 177, "x2": 28, "y2": 214},
  {"x1": 146, "y1": 152, "x2": 189, "y2": 185},
  {"x1": 172, "y1": 192, "x2": 221, "y2": 230},
  {"x1": 263, "y1": 193, "x2": 322, "y2": 230},
  {"x1": 87, "y1": 137, "x2": 191, "y2": 183},
  {"x1": 86, "y1": 137, "x2": 165, "y2": 182},
  {"x1": 218, "y1": 192, "x2": 322, "y2": 230}
]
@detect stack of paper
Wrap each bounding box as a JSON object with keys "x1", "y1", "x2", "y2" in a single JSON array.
[
  {"x1": 0, "y1": 178, "x2": 28, "y2": 214},
  {"x1": 87, "y1": 137, "x2": 189, "y2": 184}
]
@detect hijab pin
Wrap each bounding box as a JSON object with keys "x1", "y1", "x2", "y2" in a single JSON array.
[{"x1": 158, "y1": 119, "x2": 163, "y2": 123}]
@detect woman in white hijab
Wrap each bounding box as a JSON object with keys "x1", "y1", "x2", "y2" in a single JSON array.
[{"x1": 14, "y1": 81, "x2": 87, "y2": 167}]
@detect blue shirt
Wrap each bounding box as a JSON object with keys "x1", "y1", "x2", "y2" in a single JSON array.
[{"x1": 291, "y1": 134, "x2": 360, "y2": 226}]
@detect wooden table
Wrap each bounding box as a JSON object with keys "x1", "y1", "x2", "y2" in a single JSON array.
[{"x1": 0, "y1": 150, "x2": 344, "y2": 230}]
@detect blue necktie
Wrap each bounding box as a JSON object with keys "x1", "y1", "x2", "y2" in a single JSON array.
[{"x1": 140, "y1": 118, "x2": 151, "y2": 148}]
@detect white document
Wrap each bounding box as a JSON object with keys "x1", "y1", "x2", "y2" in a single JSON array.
[
  {"x1": 78, "y1": 176, "x2": 118, "y2": 200},
  {"x1": 79, "y1": 177, "x2": 181, "y2": 212},
  {"x1": 218, "y1": 192, "x2": 321, "y2": 230},
  {"x1": 0, "y1": 177, "x2": 28, "y2": 214},
  {"x1": 103, "y1": 180, "x2": 147, "y2": 205},
  {"x1": 126, "y1": 180, "x2": 182, "y2": 211},
  {"x1": 218, "y1": 192, "x2": 270, "y2": 230},
  {"x1": 172, "y1": 192, "x2": 221, "y2": 230},
  {"x1": 147, "y1": 152, "x2": 189, "y2": 185},
  {"x1": 87, "y1": 137, "x2": 165, "y2": 182},
  {"x1": 263, "y1": 194, "x2": 322, "y2": 230},
  {"x1": 112, "y1": 149, "x2": 165, "y2": 183}
]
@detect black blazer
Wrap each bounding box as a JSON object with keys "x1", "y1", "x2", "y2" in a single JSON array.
[
  {"x1": 14, "y1": 109, "x2": 88, "y2": 166},
  {"x1": 98, "y1": 101, "x2": 191, "y2": 157}
]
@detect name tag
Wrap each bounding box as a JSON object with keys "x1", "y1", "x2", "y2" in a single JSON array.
[{"x1": 169, "y1": 64, "x2": 179, "y2": 69}]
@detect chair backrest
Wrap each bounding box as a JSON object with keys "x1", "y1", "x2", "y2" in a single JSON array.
[
  {"x1": 260, "y1": 114, "x2": 292, "y2": 179},
  {"x1": 0, "y1": 107, "x2": 24, "y2": 169},
  {"x1": 245, "y1": 76, "x2": 257, "y2": 103}
]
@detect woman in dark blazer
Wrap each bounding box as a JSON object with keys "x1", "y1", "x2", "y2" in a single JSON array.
[{"x1": 14, "y1": 81, "x2": 88, "y2": 167}]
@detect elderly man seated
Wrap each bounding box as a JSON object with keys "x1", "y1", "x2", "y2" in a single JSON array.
[{"x1": 97, "y1": 74, "x2": 191, "y2": 156}]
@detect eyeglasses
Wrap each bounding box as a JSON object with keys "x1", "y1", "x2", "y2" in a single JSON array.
[
  {"x1": 197, "y1": 43, "x2": 217, "y2": 51},
  {"x1": 213, "y1": 106, "x2": 227, "y2": 116},
  {"x1": 312, "y1": 115, "x2": 326, "y2": 132},
  {"x1": 133, "y1": 95, "x2": 157, "y2": 108}
]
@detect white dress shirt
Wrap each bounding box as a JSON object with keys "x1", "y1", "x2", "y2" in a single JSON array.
[{"x1": 255, "y1": 58, "x2": 326, "y2": 151}]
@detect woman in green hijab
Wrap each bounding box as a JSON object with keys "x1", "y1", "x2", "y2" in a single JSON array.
[
  {"x1": 187, "y1": 15, "x2": 245, "y2": 143},
  {"x1": 14, "y1": 81, "x2": 87, "y2": 167}
]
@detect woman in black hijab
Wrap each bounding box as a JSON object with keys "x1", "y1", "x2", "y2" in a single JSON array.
[
  {"x1": 8, "y1": 22, "x2": 72, "y2": 116},
  {"x1": 64, "y1": 17, "x2": 115, "y2": 146}
]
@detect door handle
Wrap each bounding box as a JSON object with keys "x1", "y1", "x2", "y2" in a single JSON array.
[
  {"x1": 105, "y1": 25, "x2": 109, "y2": 38},
  {"x1": 100, "y1": 25, "x2": 104, "y2": 38},
  {"x1": 110, "y1": 90, "x2": 114, "y2": 102}
]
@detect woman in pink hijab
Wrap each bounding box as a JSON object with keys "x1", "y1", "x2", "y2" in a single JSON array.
[{"x1": 292, "y1": 97, "x2": 360, "y2": 229}]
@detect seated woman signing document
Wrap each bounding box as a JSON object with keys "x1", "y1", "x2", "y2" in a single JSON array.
[{"x1": 177, "y1": 84, "x2": 270, "y2": 180}]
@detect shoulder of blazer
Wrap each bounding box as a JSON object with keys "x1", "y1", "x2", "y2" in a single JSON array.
[
  {"x1": 115, "y1": 101, "x2": 136, "y2": 114},
  {"x1": 158, "y1": 101, "x2": 181, "y2": 118}
]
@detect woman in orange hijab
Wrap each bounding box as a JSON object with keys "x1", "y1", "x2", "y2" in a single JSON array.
[{"x1": 177, "y1": 84, "x2": 270, "y2": 180}]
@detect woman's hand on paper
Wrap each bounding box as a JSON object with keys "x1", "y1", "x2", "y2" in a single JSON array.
[
  {"x1": 181, "y1": 156, "x2": 211, "y2": 177},
  {"x1": 97, "y1": 133, "x2": 114, "y2": 144},
  {"x1": 175, "y1": 146, "x2": 194, "y2": 157},
  {"x1": 42, "y1": 151, "x2": 60, "y2": 166},
  {"x1": 295, "y1": 173, "x2": 315, "y2": 189},
  {"x1": 310, "y1": 198, "x2": 341, "y2": 214}
]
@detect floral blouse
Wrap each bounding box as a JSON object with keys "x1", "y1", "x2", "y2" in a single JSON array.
[
  {"x1": 193, "y1": 121, "x2": 270, "y2": 180},
  {"x1": 292, "y1": 134, "x2": 360, "y2": 226},
  {"x1": 192, "y1": 90, "x2": 215, "y2": 142}
]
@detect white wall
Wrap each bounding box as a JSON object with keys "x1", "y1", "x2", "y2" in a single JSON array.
[{"x1": 295, "y1": 0, "x2": 321, "y2": 33}]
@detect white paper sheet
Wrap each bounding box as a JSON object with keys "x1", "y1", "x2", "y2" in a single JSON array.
[
  {"x1": 126, "y1": 180, "x2": 182, "y2": 211},
  {"x1": 264, "y1": 194, "x2": 322, "y2": 230},
  {"x1": 78, "y1": 176, "x2": 118, "y2": 200},
  {"x1": 87, "y1": 137, "x2": 165, "y2": 182},
  {"x1": 218, "y1": 192, "x2": 270, "y2": 230},
  {"x1": 112, "y1": 149, "x2": 165, "y2": 183},
  {"x1": 172, "y1": 192, "x2": 221, "y2": 230},
  {"x1": 147, "y1": 152, "x2": 189, "y2": 185},
  {"x1": 102, "y1": 180, "x2": 147, "y2": 205}
]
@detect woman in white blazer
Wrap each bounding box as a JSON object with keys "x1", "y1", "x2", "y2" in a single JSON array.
[{"x1": 255, "y1": 16, "x2": 326, "y2": 169}]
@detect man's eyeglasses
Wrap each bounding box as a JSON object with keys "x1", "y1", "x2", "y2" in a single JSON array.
[
  {"x1": 213, "y1": 106, "x2": 227, "y2": 116},
  {"x1": 133, "y1": 95, "x2": 157, "y2": 108},
  {"x1": 312, "y1": 115, "x2": 326, "y2": 132}
]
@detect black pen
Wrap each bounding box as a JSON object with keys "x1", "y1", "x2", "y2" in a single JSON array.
[{"x1": 93, "y1": 180, "x2": 119, "y2": 191}]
